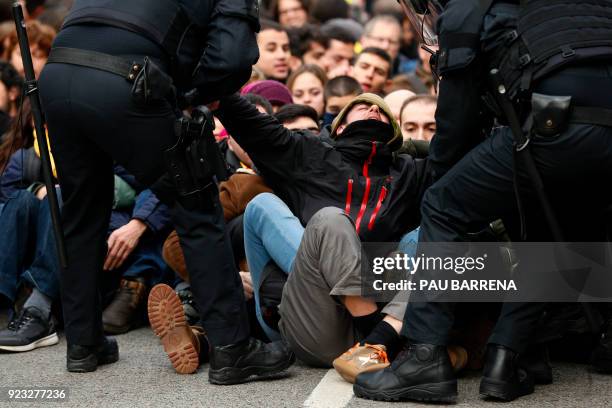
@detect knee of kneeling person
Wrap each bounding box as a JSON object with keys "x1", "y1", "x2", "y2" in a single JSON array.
[
  {"x1": 244, "y1": 192, "x2": 281, "y2": 222},
  {"x1": 309, "y1": 207, "x2": 353, "y2": 230}
]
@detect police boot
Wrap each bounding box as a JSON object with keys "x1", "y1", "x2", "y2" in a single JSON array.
[
  {"x1": 208, "y1": 337, "x2": 295, "y2": 385},
  {"x1": 67, "y1": 336, "x2": 119, "y2": 373},
  {"x1": 479, "y1": 344, "x2": 535, "y2": 401},
  {"x1": 353, "y1": 343, "x2": 457, "y2": 403}
]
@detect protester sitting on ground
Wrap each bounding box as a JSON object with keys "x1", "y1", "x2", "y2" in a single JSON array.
[
  {"x1": 274, "y1": 103, "x2": 320, "y2": 133},
  {"x1": 286, "y1": 64, "x2": 327, "y2": 119},
  {"x1": 350, "y1": 47, "x2": 393, "y2": 96},
  {"x1": 254, "y1": 20, "x2": 292, "y2": 83},
  {"x1": 0, "y1": 138, "x2": 171, "y2": 349},
  {"x1": 320, "y1": 75, "x2": 362, "y2": 132},
  {"x1": 399, "y1": 95, "x2": 437, "y2": 142},
  {"x1": 210, "y1": 93, "x2": 465, "y2": 381},
  {"x1": 383, "y1": 89, "x2": 415, "y2": 124}
]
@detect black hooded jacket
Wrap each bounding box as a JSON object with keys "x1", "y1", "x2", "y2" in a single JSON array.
[{"x1": 217, "y1": 95, "x2": 433, "y2": 242}]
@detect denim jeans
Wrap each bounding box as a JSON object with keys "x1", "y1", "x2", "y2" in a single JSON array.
[
  {"x1": 243, "y1": 193, "x2": 304, "y2": 340},
  {"x1": 0, "y1": 190, "x2": 60, "y2": 302}
]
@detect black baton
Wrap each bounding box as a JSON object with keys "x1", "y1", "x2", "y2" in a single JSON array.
[{"x1": 12, "y1": 3, "x2": 68, "y2": 268}]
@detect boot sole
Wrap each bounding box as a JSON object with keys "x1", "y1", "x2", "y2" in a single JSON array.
[
  {"x1": 0, "y1": 332, "x2": 59, "y2": 352},
  {"x1": 148, "y1": 284, "x2": 199, "y2": 374},
  {"x1": 353, "y1": 380, "x2": 457, "y2": 403},
  {"x1": 209, "y1": 352, "x2": 296, "y2": 385},
  {"x1": 479, "y1": 376, "x2": 534, "y2": 401}
]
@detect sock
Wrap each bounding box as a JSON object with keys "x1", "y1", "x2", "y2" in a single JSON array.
[
  {"x1": 23, "y1": 288, "x2": 52, "y2": 320},
  {"x1": 362, "y1": 320, "x2": 401, "y2": 359},
  {"x1": 175, "y1": 281, "x2": 191, "y2": 292},
  {"x1": 353, "y1": 311, "x2": 384, "y2": 337}
]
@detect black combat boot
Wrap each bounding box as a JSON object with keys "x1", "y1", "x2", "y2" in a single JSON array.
[
  {"x1": 353, "y1": 343, "x2": 457, "y2": 403},
  {"x1": 479, "y1": 344, "x2": 534, "y2": 401},
  {"x1": 67, "y1": 336, "x2": 119, "y2": 373},
  {"x1": 208, "y1": 337, "x2": 295, "y2": 385}
]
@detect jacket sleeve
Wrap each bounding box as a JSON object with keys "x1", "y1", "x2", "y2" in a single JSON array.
[
  {"x1": 216, "y1": 94, "x2": 313, "y2": 183},
  {"x1": 191, "y1": 0, "x2": 260, "y2": 104},
  {"x1": 428, "y1": 68, "x2": 488, "y2": 180},
  {"x1": 0, "y1": 150, "x2": 37, "y2": 201},
  {"x1": 131, "y1": 189, "x2": 171, "y2": 235}
]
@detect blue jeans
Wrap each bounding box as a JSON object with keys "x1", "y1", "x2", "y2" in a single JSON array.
[
  {"x1": 243, "y1": 193, "x2": 304, "y2": 340},
  {"x1": 0, "y1": 190, "x2": 60, "y2": 302}
]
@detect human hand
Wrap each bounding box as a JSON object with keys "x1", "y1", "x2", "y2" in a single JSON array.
[
  {"x1": 35, "y1": 186, "x2": 47, "y2": 200},
  {"x1": 239, "y1": 271, "x2": 253, "y2": 301},
  {"x1": 104, "y1": 219, "x2": 147, "y2": 270}
]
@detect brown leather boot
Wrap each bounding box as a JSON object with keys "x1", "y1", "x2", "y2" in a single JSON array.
[
  {"x1": 102, "y1": 278, "x2": 146, "y2": 334},
  {"x1": 148, "y1": 284, "x2": 200, "y2": 374}
]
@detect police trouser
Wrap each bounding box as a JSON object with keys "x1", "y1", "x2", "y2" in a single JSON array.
[
  {"x1": 403, "y1": 123, "x2": 612, "y2": 353},
  {"x1": 39, "y1": 62, "x2": 249, "y2": 347}
]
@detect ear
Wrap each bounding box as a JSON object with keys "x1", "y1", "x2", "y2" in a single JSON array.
[{"x1": 336, "y1": 123, "x2": 346, "y2": 135}]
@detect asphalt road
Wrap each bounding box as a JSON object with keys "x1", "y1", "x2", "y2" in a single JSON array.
[{"x1": 1, "y1": 324, "x2": 612, "y2": 408}]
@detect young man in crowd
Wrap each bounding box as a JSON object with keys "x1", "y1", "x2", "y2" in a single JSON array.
[
  {"x1": 350, "y1": 47, "x2": 393, "y2": 95},
  {"x1": 255, "y1": 20, "x2": 292, "y2": 83},
  {"x1": 399, "y1": 95, "x2": 437, "y2": 142},
  {"x1": 319, "y1": 25, "x2": 356, "y2": 79},
  {"x1": 321, "y1": 75, "x2": 363, "y2": 131},
  {"x1": 287, "y1": 25, "x2": 327, "y2": 70}
]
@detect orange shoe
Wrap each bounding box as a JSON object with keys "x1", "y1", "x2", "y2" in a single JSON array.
[
  {"x1": 333, "y1": 343, "x2": 390, "y2": 383},
  {"x1": 448, "y1": 345, "x2": 468, "y2": 373},
  {"x1": 148, "y1": 284, "x2": 200, "y2": 374}
]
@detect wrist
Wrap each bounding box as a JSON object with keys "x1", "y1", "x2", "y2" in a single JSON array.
[{"x1": 129, "y1": 218, "x2": 148, "y2": 234}]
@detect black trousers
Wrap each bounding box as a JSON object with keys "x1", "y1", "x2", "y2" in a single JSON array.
[
  {"x1": 39, "y1": 62, "x2": 249, "y2": 346},
  {"x1": 403, "y1": 122, "x2": 612, "y2": 353}
]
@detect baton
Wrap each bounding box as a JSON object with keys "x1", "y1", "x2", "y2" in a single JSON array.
[{"x1": 12, "y1": 3, "x2": 68, "y2": 269}]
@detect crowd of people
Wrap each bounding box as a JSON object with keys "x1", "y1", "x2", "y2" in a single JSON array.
[{"x1": 0, "y1": 0, "x2": 610, "y2": 404}]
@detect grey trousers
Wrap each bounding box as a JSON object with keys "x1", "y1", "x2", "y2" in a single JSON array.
[{"x1": 278, "y1": 207, "x2": 407, "y2": 367}]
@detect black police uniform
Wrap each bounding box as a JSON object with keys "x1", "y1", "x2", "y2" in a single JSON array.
[
  {"x1": 38, "y1": 0, "x2": 290, "y2": 374},
  {"x1": 354, "y1": 0, "x2": 612, "y2": 403}
]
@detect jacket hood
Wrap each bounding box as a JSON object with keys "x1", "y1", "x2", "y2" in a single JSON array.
[{"x1": 330, "y1": 93, "x2": 403, "y2": 151}]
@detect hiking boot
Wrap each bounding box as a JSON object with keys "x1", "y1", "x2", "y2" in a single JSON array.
[
  {"x1": 148, "y1": 284, "x2": 201, "y2": 374},
  {"x1": 209, "y1": 337, "x2": 295, "y2": 385},
  {"x1": 103, "y1": 278, "x2": 147, "y2": 334},
  {"x1": 67, "y1": 336, "x2": 119, "y2": 372},
  {"x1": 479, "y1": 344, "x2": 535, "y2": 401},
  {"x1": 333, "y1": 344, "x2": 390, "y2": 384},
  {"x1": 0, "y1": 307, "x2": 58, "y2": 352},
  {"x1": 353, "y1": 343, "x2": 457, "y2": 402},
  {"x1": 176, "y1": 287, "x2": 200, "y2": 326}
]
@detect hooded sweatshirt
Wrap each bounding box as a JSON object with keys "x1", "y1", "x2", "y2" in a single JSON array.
[{"x1": 216, "y1": 94, "x2": 433, "y2": 242}]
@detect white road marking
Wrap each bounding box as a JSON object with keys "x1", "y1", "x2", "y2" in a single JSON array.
[{"x1": 304, "y1": 369, "x2": 354, "y2": 408}]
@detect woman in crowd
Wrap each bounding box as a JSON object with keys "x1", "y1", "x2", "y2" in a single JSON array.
[{"x1": 286, "y1": 64, "x2": 327, "y2": 119}]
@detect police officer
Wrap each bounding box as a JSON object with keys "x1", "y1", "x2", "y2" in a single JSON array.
[
  {"x1": 353, "y1": 0, "x2": 612, "y2": 403},
  {"x1": 38, "y1": 0, "x2": 295, "y2": 382}
]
